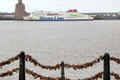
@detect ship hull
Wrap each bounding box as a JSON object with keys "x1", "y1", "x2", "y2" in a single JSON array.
[{"x1": 24, "y1": 18, "x2": 93, "y2": 21}]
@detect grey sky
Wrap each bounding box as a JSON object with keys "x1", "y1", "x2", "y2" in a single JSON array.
[{"x1": 0, "y1": 0, "x2": 120, "y2": 12}]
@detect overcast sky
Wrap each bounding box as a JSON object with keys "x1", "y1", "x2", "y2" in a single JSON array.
[{"x1": 0, "y1": 0, "x2": 120, "y2": 13}]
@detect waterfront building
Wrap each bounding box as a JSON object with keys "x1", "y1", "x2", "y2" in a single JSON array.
[{"x1": 15, "y1": 0, "x2": 26, "y2": 20}]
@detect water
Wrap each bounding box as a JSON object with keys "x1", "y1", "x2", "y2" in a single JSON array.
[{"x1": 0, "y1": 20, "x2": 120, "y2": 80}]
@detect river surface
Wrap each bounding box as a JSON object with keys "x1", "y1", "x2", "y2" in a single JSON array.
[{"x1": 0, "y1": 20, "x2": 120, "y2": 80}]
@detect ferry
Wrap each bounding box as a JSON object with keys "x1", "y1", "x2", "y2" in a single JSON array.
[{"x1": 23, "y1": 9, "x2": 93, "y2": 21}]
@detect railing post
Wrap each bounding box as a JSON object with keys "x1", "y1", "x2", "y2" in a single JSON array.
[
  {"x1": 19, "y1": 51, "x2": 25, "y2": 80},
  {"x1": 61, "y1": 61, "x2": 65, "y2": 80},
  {"x1": 103, "y1": 53, "x2": 110, "y2": 80}
]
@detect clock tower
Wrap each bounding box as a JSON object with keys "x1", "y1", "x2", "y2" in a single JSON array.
[{"x1": 15, "y1": 0, "x2": 26, "y2": 20}]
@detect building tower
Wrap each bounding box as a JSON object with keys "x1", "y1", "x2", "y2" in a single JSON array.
[{"x1": 15, "y1": 0, "x2": 26, "y2": 20}]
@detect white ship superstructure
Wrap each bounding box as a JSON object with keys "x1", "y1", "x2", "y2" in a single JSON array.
[{"x1": 24, "y1": 9, "x2": 93, "y2": 21}]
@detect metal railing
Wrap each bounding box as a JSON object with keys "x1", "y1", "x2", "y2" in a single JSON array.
[{"x1": 0, "y1": 51, "x2": 120, "y2": 80}]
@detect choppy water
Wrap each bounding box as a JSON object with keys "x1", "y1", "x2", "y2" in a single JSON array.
[{"x1": 0, "y1": 20, "x2": 120, "y2": 80}]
